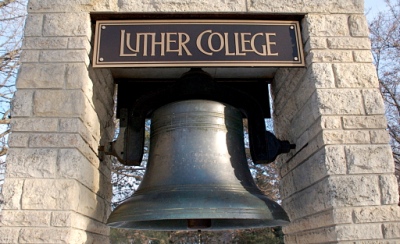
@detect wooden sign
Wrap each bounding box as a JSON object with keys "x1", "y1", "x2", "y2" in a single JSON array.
[{"x1": 93, "y1": 20, "x2": 304, "y2": 68}]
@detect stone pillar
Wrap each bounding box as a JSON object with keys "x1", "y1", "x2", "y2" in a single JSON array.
[
  {"x1": 272, "y1": 13, "x2": 400, "y2": 244},
  {"x1": 0, "y1": 1, "x2": 116, "y2": 243}
]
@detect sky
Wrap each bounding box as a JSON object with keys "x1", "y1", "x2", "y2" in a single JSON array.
[{"x1": 364, "y1": 0, "x2": 389, "y2": 17}]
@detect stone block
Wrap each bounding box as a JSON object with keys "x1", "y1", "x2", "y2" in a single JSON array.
[
  {"x1": 342, "y1": 115, "x2": 387, "y2": 129},
  {"x1": 0, "y1": 228, "x2": 19, "y2": 243},
  {"x1": 345, "y1": 145, "x2": 394, "y2": 174},
  {"x1": 17, "y1": 63, "x2": 65, "y2": 89},
  {"x1": 335, "y1": 224, "x2": 383, "y2": 241},
  {"x1": 383, "y1": 223, "x2": 400, "y2": 239},
  {"x1": 284, "y1": 208, "x2": 352, "y2": 234},
  {"x1": 57, "y1": 149, "x2": 100, "y2": 194},
  {"x1": 59, "y1": 118, "x2": 100, "y2": 152},
  {"x1": 7, "y1": 133, "x2": 29, "y2": 148},
  {"x1": 10, "y1": 118, "x2": 59, "y2": 132},
  {"x1": 353, "y1": 50, "x2": 374, "y2": 62},
  {"x1": 27, "y1": 0, "x2": 115, "y2": 12},
  {"x1": 1, "y1": 179, "x2": 24, "y2": 210},
  {"x1": 22, "y1": 37, "x2": 68, "y2": 50},
  {"x1": 295, "y1": 227, "x2": 336, "y2": 244},
  {"x1": 19, "y1": 50, "x2": 40, "y2": 63},
  {"x1": 18, "y1": 228, "x2": 86, "y2": 244},
  {"x1": 304, "y1": 37, "x2": 328, "y2": 53},
  {"x1": 329, "y1": 175, "x2": 381, "y2": 207},
  {"x1": 328, "y1": 37, "x2": 371, "y2": 50},
  {"x1": 247, "y1": 0, "x2": 363, "y2": 13},
  {"x1": 119, "y1": 0, "x2": 247, "y2": 12},
  {"x1": 51, "y1": 212, "x2": 109, "y2": 236},
  {"x1": 33, "y1": 90, "x2": 85, "y2": 117},
  {"x1": 282, "y1": 178, "x2": 332, "y2": 220},
  {"x1": 314, "y1": 89, "x2": 364, "y2": 115},
  {"x1": 22, "y1": 179, "x2": 79, "y2": 210},
  {"x1": 51, "y1": 212, "x2": 72, "y2": 227},
  {"x1": 39, "y1": 50, "x2": 90, "y2": 64},
  {"x1": 370, "y1": 130, "x2": 390, "y2": 144},
  {"x1": 66, "y1": 63, "x2": 93, "y2": 96},
  {"x1": 362, "y1": 89, "x2": 386, "y2": 115},
  {"x1": 6, "y1": 148, "x2": 58, "y2": 178},
  {"x1": 289, "y1": 146, "x2": 346, "y2": 196},
  {"x1": 333, "y1": 63, "x2": 379, "y2": 88},
  {"x1": 68, "y1": 37, "x2": 91, "y2": 52},
  {"x1": 24, "y1": 14, "x2": 43, "y2": 37},
  {"x1": 304, "y1": 14, "x2": 349, "y2": 38},
  {"x1": 43, "y1": 13, "x2": 91, "y2": 37},
  {"x1": 28, "y1": 133, "x2": 99, "y2": 165},
  {"x1": 0, "y1": 210, "x2": 51, "y2": 226},
  {"x1": 353, "y1": 206, "x2": 400, "y2": 223},
  {"x1": 307, "y1": 50, "x2": 353, "y2": 63},
  {"x1": 349, "y1": 15, "x2": 370, "y2": 37},
  {"x1": 379, "y1": 175, "x2": 399, "y2": 205},
  {"x1": 11, "y1": 90, "x2": 34, "y2": 117},
  {"x1": 321, "y1": 116, "x2": 342, "y2": 129},
  {"x1": 323, "y1": 130, "x2": 370, "y2": 144},
  {"x1": 76, "y1": 183, "x2": 110, "y2": 222}
]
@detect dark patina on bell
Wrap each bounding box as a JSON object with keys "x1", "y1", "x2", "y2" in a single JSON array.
[{"x1": 107, "y1": 100, "x2": 289, "y2": 230}]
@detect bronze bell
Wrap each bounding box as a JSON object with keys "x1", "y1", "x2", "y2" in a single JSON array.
[{"x1": 107, "y1": 99, "x2": 289, "y2": 230}]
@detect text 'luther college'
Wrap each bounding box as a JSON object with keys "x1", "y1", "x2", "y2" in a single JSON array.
[{"x1": 119, "y1": 30, "x2": 280, "y2": 57}]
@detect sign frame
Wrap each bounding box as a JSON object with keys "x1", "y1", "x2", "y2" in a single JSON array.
[{"x1": 93, "y1": 20, "x2": 305, "y2": 68}]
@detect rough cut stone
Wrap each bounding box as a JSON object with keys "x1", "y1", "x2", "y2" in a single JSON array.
[
  {"x1": 22, "y1": 179, "x2": 79, "y2": 210},
  {"x1": 349, "y1": 15, "x2": 370, "y2": 37},
  {"x1": 345, "y1": 145, "x2": 394, "y2": 174},
  {"x1": 23, "y1": 37, "x2": 69, "y2": 50},
  {"x1": 327, "y1": 37, "x2": 371, "y2": 50},
  {"x1": 12, "y1": 89, "x2": 33, "y2": 117},
  {"x1": 43, "y1": 13, "x2": 91, "y2": 37},
  {"x1": 0, "y1": 210, "x2": 51, "y2": 226},
  {"x1": 314, "y1": 89, "x2": 364, "y2": 115},
  {"x1": 1, "y1": 179, "x2": 24, "y2": 210},
  {"x1": 17, "y1": 63, "x2": 65, "y2": 89},
  {"x1": 119, "y1": 0, "x2": 247, "y2": 12},
  {"x1": 0, "y1": 228, "x2": 20, "y2": 243},
  {"x1": 23, "y1": 14, "x2": 43, "y2": 37},
  {"x1": 248, "y1": 0, "x2": 363, "y2": 13},
  {"x1": 353, "y1": 206, "x2": 400, "y2": 223},
  {"x1": 6, "y1": 148, "x2": 58, "y2": 178},
  {"x1": 342, "y1": 115, "x2": 387, "y2": 129},
  {"x1": 379, "y1": 175, "x2": 400, "y2": 205},
  {"x1": 304, "y1": 14, "x2": 349, "y2": 38},
  {"x1": 329, "y1": 175, "x2": 381, "y2": 207},
  {"x1": 335, "y1": 224, "x2": 383, "y2": 241},
  {"x1": 362, "y1": 89, "x2": 386, "y2": 115},
  {"x1": 333, "y1": 63, "x2": 379, "y2": 88}
]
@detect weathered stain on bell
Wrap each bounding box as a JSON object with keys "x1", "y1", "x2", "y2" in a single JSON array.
[{"x1": 107, "y1": 100, "x2": 289, "y2": 230}]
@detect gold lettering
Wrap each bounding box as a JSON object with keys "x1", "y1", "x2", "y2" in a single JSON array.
[
  {"x1": 265, "y1": 33, "x2": 279, "y2": 56},
  {"x1": 224, "y1": 33, "x2": 235, "y2": 56},
  {"x1": 208, "y1": 32, "x2": 224, "y2": 52},
  {"x1": 166, "y1": 32, "x2": 177, "y2": 53},
  {"x1": 197, "y1": 30, "x2": 213, "y2": 56},
  {"x1": 119, "y1": 30, "x2": 138, "y2": 56},
  {"x1": 250, "y1": 33, "x2": 267, "y2": 56},
  {"x1": 150, "y1": 33, "x2": 165, "y2": 56},
  {"x1": 138, "y1": 33, "x2": 150, "y2": 57},
  {"x1": 178, "y1": 33, "x2": 192, "y2": 56},
  {"x1": 234, "y1": 33, "x2": 246, "y2": 56},
  {"x1": 240, "y1": 33, "x2": 253, "y2": 52}
]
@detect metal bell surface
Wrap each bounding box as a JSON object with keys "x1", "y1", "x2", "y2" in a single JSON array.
[{"x1": 107, "y1": 100, "x2": 289, "y2": 230}]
